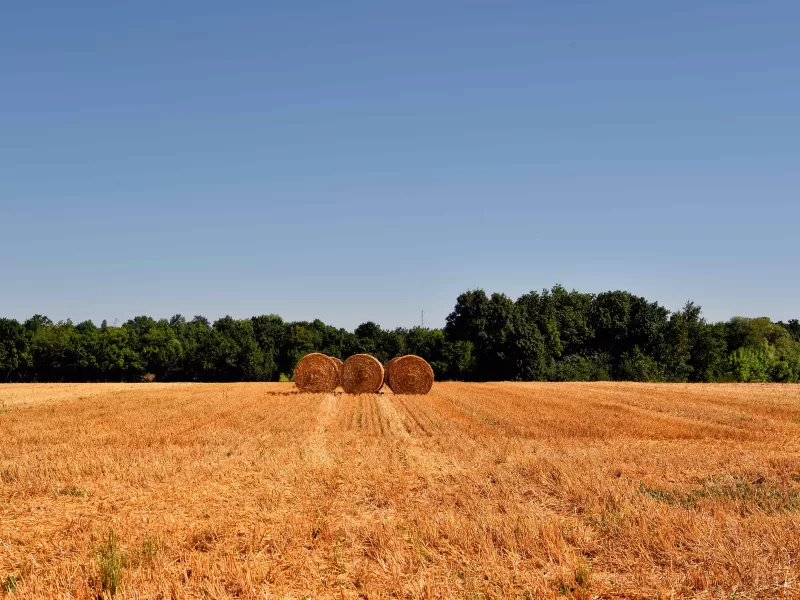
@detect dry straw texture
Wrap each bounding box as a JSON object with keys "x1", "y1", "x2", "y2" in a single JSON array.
[
  {"x1": 341, "y1": 354, "x2": 385, "y2": 394},
  {"x1": 387, "y1": 355, "x2": 434, "y2": 394},
  {"x1": 384, "y1": 357, "x2": 400, "y2": 389},
  {"x1": 293, "y1": 353, "x2": 339, "y2": 393},
  {"x1": 329, "y1": 356, "x2": 343, "y2": 378},
  {"x1": 1, "y1": 382, "x2": 800, "y2": 597}
]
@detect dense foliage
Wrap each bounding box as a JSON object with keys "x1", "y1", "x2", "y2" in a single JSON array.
[{"x1": 2, "y1": 285, "x2": 799, "y2": 383}]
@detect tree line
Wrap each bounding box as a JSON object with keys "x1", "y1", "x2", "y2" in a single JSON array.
[{"x1": 1, "y1": 285, "x2": 799, "y2": 383}]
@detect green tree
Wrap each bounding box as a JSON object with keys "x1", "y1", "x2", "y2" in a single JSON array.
[
  {"x1": 28, "y1": 320, "x2": 75, "y2": 381},
  {"x1": 0, "y1": 319, "x2": 28, "y2": 382},
  {"x1": 729, "y1": 345, "x2": 772, "y2": 382},
  {"x1": 618, "y1": 346, "x2": 666, "y2": 382},
  {"x1": 446, "y1": 290, "x2": 517, "y2": 380},
  {"x1": 691, "y1": 322, "x2": 729, "y2": 382},
  {"x1": 589, "y1": 291, "x2": 669, "y2": 379},
  {"x1": 67, "y1": 320, "x2": 101, "y2": 381},
  {"x1": 280, "y1": 322, "x2": 322, "y2": 377},
  {"x1": 509, "y1": 308, "x2": 550, "y2": 380},
  {"x1": 178, "y1": 317, "x2": 216, "y2": 381},
  {"x1": 553, "y1": 353, "x2": 611, "y2": 382},
  {"x1": 440, "y1": 340, "x2": 475, "y2": 380},
  {"x1": 96, "y1": 326, "x2": 143, "y2": 381},
  {"x1": 663, "y1": 302, "x2": 701, "y2": 382},
  {"x1": 212, "y1": 317, "x2": 270, "y2": 381},
  {"x1": 124, "y1": 317, "x2": 183, "y2": 381},
  {"x1": 724, "y1": 317, "x2": 800, "y2": 382},
  {"x1": 251, "y1": 315, "x2": 284, "y2": 381},
  {"x1": 778, "y1": 319, "x2": 800, "y2": 342},
  {"x1": 0, "y1": 285, "x2": 797, "y2": 384}
]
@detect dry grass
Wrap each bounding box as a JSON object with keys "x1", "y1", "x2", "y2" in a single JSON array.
[
  {"x1": 1, "y1": 382, "x2": 799, "y2": 599},
  {"x1": 330, "y1": 356, "x2": 344, "y2": 378}
]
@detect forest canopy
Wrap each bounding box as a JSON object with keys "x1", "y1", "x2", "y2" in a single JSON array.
[{"x1": 1, "y1": 285, "x2": 799, "y2": 383}]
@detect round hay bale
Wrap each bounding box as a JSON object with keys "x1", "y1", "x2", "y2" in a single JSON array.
[
  {"x1": 294, "y1": 353, "x2": 339, "y2": 393},
  {"x1": 329, "y1": 356, "x2": 343, "y2": 386},
  {"x1": 341, "y1": 354, "x2": 385, "y2": 394},
  {"x1": 329, "y1": 356, "x2": 343, "y2": 375},
  {"x1": 384, "y1": 357, "x2": 400, "y2": 389},
  {"x1": 388, "y1": 355, "x2": 434, "y2": 395},
  {"x1": 328, "y1": 356, "x2": 343, "y2": 386}
]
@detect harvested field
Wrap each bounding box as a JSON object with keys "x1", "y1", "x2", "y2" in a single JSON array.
[{"x1": 1, "y1": 382, "x2": 799, "y2": 598}]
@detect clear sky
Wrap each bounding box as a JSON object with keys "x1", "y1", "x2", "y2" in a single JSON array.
[{"x1": 2, "y1": 1, "x2": 798, "y2": 331}]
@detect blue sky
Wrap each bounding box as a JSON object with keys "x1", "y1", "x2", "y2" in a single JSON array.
[{"x1": 2, "y1": 1, "x2": 798, "y2": 330}]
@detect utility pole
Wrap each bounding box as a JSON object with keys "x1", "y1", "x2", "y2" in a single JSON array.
[{"x1": 420, "y1": 310, "x2": 424, "y2": 328}]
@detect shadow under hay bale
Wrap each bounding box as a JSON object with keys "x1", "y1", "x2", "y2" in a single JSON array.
[
  {"x1": 293, "y1": 353, "x2": 340, "y2": 393},
  {"x1": 387, "y1": 355, "x2": 434, "y2": 395},
  {"x1": 341, "y1": 354, "x2": 385, "y2": 394}
]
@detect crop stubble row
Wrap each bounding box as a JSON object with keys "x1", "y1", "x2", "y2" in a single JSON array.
[{"x1": 0, "y1": 382, "x2": 799, "y2": 598}]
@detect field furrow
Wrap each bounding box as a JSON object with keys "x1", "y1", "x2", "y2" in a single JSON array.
[{"x1": 1, "y1": 382, "x2": 799, "y2": 599}]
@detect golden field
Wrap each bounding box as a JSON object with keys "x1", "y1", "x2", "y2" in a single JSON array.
[{"x1": 1, "y1": 382, "x2": 799, "y2": 599}]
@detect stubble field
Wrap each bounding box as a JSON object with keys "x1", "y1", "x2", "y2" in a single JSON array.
[{"x1": 1, "y1": 382, "x2": 799, "y2": 599}]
